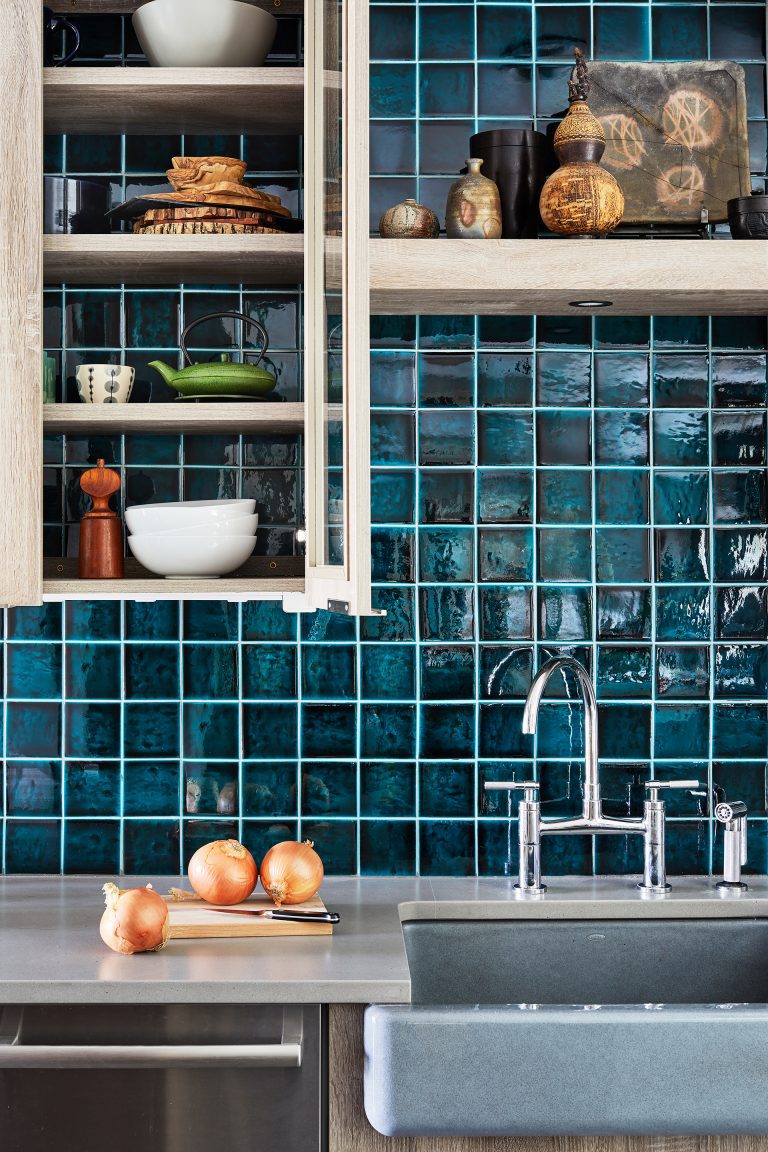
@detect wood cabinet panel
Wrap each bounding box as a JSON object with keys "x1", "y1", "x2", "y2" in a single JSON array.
[{"x1": 1, "y1": 0, "x2": 43, "y2": 606}]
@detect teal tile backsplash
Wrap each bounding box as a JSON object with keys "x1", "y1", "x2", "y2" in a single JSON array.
[{"x1": 5, "y1": 4, "x2": 767, "y2": 875}]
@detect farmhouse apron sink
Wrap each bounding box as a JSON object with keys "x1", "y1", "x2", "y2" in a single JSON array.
[{"x1": 364, "y1": 909, "x2": 768, "y2": 1137}]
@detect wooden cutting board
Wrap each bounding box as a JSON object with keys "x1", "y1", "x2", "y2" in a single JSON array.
[{"x1": 165, "y1": 892, "x2": 334, "y2": 940}]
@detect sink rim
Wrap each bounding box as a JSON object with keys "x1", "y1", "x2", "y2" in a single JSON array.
[{"x1": 397, "y1": 874, "x2": 768, "y2": 923}]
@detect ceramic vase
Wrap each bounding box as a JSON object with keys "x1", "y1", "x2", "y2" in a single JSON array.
[
  {"x1": 445, "y1": 158, "x2": 502, "y2": 239},
  {"x1": 379, "y1": 198, "x2": 440, "y2": 239},
  {"x1": 539, "y1": 49, "x2": 624, "y2": 238}
]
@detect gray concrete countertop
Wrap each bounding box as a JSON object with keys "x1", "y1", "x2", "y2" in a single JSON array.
[{"x1": 2, "y1": 874, "x2": 768, "y2": 1004}]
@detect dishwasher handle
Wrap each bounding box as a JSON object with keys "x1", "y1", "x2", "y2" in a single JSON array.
[{"x1": 0, "y1": 1006, "x2": 303, "y2": 1069}]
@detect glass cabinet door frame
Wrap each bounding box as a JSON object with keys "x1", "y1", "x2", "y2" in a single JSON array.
[{"x1": 304, "y1": 0, "x2": 373, "y2": 617}]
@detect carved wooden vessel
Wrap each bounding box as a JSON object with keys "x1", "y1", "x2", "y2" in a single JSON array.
[{"x1": 539, "y1": 50, "x2": 624, "y2": 238}]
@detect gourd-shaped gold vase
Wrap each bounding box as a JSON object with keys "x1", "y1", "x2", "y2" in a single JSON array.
[{"x1": 539, "y1": 49, "x2": 624, "y2": 238}]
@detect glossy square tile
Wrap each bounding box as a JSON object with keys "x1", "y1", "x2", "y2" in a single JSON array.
[
  {"x1": 657, "y1": 586, "x2": 712, "y2": 641},
  {"x1": 538, "y1": 528, "x2": 592, "y2": 582},
  {"x1": 360, "y1": 821, "x2": 416, "y2": 875},
  {"x1": 477, "y1": 411, "x2": 532, "y2": 466},
  {"x1": 715, "y1": 644, "x2": 768, "y2": 699},
  {"x1": 536, "y1": 353, "x2": 591, "y2": 406},
  {"x1": 539, "y1": 587, "x2": 592, "y2": 641},
  {"x1": 360, "y1": 762, "x2": 416, "y2": 817},
  {"x1": 597, "y1": 470, "x2": 649, "y2": 525},
  {"x1": 596, "y1": 528, "x2": 650, "y2": 583},
  {"x1": 361, "y1": 704, "x2": 417, "y2": 757},
  {"x1": 477, "y1": 352, "x2": 533, "y2": 406},
  {"x1": 597, "y1": 588, "x2": 652, "y2": 639},
  {"x1": 477, "y1": 470, "x2": 532, "y2": 523},
  {"x1": 419, "y1": 527, "x2": 475, "y2": 582},
  {"x1": 361, "y1": 644, "x2": 416, "y2": 700},
  {"x1": 420, "y1": 586, "x2": 475, "y2": 641},
  {"x1": 537, "y1": 470, "x2": 591, "y2": 525},
  {"x1": 479, "y1": 646, "x2": 533, "y2": 698},
  {"x1": 478, "y1": 527, "x2": 534, "y2": 582},
  {"x1": 654, "y1": 471, "x2": 709, "y2": 525},
  {"x1": 537, "y1": 411, "x2": 591, "y2": 466},
  {"x1": 421, "y1": 645, "x2": 475, "y2": 700},
  {"x1": 656, "y1": 528, "x2": 709, "y2": 582},
  {"x1": 420, "y1": 703, "x2": 475, "y2": 757}
]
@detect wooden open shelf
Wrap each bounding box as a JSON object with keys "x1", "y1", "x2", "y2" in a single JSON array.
[
  {"x1": 44, "y1": 402, "x2": 305, "y2": 434},
  {"x1": 43, "y1": 234, "x2": 304, "y2": 285},
  {"x1": 44, "y1": 67, "x2": 304, "y2": 134},
  {"x1": 43, "y1": 558, "x2": 305, "y2": 601},
  {"x1": 369, "y1": 238, "x2": 768, "y2": 316},
  {"x1": 47, "y1": 0, "x2": 302, "y2": 13}
]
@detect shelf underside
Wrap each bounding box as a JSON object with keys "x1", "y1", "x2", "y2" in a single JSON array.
[
  {"x1": 368, "y1": 238, "x2": 768, "y2": 315},
  {"x1": 43, "y1": 234, "x2": 304, "y2": 285},
  {"x1": 44, "y1": 402, "x2": 304, "y2": 434},
  {"x1": 43, "y1": 67, "x2": 304, "y2": 134},
  {"x1": 43, "y1": 558, "x2": 305, "y2": 601}
]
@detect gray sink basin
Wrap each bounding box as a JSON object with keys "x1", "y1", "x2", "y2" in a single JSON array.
[{"x1": 364, "y1": 908, "x2": 768, "y2": 1138}]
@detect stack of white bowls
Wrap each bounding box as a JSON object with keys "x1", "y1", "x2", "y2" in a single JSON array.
[{"x1": 126, "y1": 499, "x2": 258, "y2": 578}]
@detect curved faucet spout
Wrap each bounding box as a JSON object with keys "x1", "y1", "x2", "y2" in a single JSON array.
[{"x1": 522, "y1": 656, "x2": 600, "y2": 821}]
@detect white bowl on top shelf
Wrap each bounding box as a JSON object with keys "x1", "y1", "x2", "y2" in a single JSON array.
[
  {"x1": 140, "y1": 512, "x2": 259, "y2": 538},
  {"x1": 129, "y1": 533, "x2": 257, "y2": 578},
  {"x1": 133, "y1": 0, "x2": 278, "y2": 68},
  {"x1": 125, "y1": 498, "x2": 255, "y2": 536}
]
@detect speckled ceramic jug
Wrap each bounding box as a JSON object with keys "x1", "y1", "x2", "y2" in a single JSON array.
[
  {"x1": 379, "y1": 198, "x2": 440, "y2": 239},
  {"x1": 445, "y1": 158, "x2": 502, "y2": 239}
]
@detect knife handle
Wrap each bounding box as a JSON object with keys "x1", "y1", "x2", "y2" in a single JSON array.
[{"x1": 271, "y1": 910, "x2": 340, "y2": 923}]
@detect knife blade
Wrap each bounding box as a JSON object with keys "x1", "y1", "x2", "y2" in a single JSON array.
[{"x1": 211, "y1": 908, "x2": 340, "y2": 924}]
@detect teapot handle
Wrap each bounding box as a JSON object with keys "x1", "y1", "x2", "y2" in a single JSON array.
[{"x1": 180, "y1": 311, "x2": 270, "y2": 368}]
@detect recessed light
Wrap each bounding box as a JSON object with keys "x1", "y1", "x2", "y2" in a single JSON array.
[{"x1": 568, "y1": 300, "x2": 613, "y2": 309}]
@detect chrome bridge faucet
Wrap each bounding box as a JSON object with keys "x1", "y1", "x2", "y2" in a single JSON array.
[{"x1": 485, "y1": 656, "x2": 698, "y2": 895}]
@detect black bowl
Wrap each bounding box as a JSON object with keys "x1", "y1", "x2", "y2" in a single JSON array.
[{"x1": 727, "y1": 194, "x2": 768, "y2": 239}]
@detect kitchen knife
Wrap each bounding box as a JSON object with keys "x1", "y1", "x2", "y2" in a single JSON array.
[{"x1": 211, "y1": 908, "x2": 340, "y2": 923}]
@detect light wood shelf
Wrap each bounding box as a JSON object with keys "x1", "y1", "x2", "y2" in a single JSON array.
[
  {"x1": 44, "y1": 67, "x2": 303, "y2": 135},
  {"x1": 44, "y1": 402, "x2": 304, "y2": 434},
  {"x1": 47, "y1": 0, "x2": 301, "y2": 13},
  {"x1": 43, "y1": 558, "x2": 305, "y2": 601},
  {"x1": 369, "y1": 237, "x2": 768, "y2": 316},
  {"x1": 43, "y1": 233, "x2": 304, "y2": 285}
]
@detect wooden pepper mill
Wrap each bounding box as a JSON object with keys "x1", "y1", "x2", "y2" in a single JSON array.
[{"x1": 79, "y1": 459, "x2": 124, "y2": 579}]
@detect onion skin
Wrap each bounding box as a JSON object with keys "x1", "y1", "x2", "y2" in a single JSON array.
[
  {"x1": 260, "y1": 840, "x2": 324, "y2": 907},
  {"x1": 100, "y1": 883, "x2": 170, "y2": 955},
  {"x1": 187, "y1": 839, "x2": 258, "y2": 905}
]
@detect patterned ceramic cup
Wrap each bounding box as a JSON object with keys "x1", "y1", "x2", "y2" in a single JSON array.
[{"x1": 76, "y1": 364, "x2": 135, "y2": 404}]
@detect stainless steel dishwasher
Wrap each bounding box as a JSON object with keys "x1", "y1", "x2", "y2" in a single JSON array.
[{"x1": 0, "y1": 1004, "x2": 325, "y2": 1152}]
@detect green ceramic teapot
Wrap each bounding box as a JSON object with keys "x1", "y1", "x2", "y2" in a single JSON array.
[{"x1": 149, "y1": 311, "x2": 277, "y2": 398}]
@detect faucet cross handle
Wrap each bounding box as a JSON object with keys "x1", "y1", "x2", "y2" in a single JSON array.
[
  {"x1": 643, "y1": 779, "x2": 699, "y2": 800},
  {"x1": 484, "y1": 780, "x2": 540, "y2": 803}
]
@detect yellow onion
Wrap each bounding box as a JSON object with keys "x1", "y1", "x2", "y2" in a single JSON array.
[
  {"x1": 100, "y1": 883, "x2": 169, "y2": 955},
  {"x1": 187, "y1": 839, "x2": 258, "y2": 905},
  {"x1": 260, "y1": 840, "x2": 324, "y2": 907}
]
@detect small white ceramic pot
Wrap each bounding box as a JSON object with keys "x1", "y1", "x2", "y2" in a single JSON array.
[
  {"x1": 76, "y1": 364, "x2": 135, "y2": 404},
  {"x1": 133, "y1": 0, "x2": 278, "y2": 68}
]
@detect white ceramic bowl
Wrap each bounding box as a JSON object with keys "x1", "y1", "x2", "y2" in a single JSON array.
[
  {"x1": 129, "y1": 533, "x2": 256, "y2": 577},
  {"x1": 133, "y1": 0, "x2": 278, "y2": 68},
  {"x1": 133, "y1": 513, "x2": 259, "y2": 538},
  {"x1": 125, "y1": 499, "x2": 255, "y2": 535}
]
